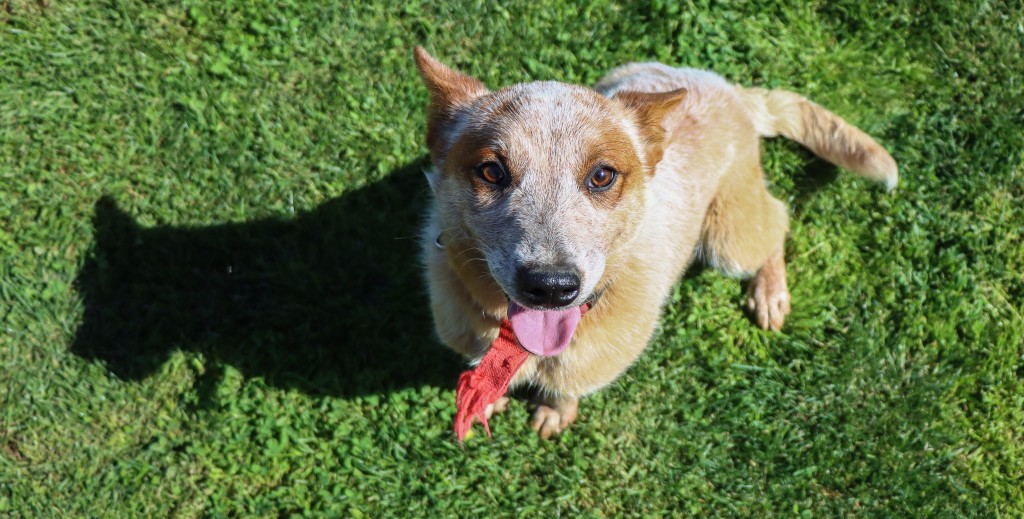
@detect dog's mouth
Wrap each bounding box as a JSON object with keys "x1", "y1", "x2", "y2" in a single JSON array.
[
  {"x1": 506, "y1": 301, "x2": 587, "y2": 357},
  {"x1": 506, "y1": 284, "x2": 608, "y2": 357}
]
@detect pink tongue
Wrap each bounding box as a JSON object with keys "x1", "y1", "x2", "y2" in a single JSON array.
[{"x1": 507, "y1": 302, "x2": 583, "y2": 356}]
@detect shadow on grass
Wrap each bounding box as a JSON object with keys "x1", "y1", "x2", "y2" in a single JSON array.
[
  {"x1": 71, "y1": 159, "x2": 463, "y2": 399},
  {"x1": 70, "y1": 152, "x2": 844, "y2": 400},
  {"x1": 790, "y1": 153, "x2": 841, "y2": 213}
]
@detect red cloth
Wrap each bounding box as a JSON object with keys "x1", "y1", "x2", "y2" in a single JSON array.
[{"x1": 453, "y1": 318, "x2": 529, "y2": 442}]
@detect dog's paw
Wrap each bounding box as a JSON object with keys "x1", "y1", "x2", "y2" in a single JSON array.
[
  {"x1": 484, "y1": 396, "x2": 510, "y2": 420},
  {"x1": 745, "y1": 259, "x2": 791, "y2": 331},
  {"x1": 527, "y1": 395, "x2": 578, "y2": 439}
]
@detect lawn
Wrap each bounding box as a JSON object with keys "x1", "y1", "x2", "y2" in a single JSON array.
[{"x1": 1, "y1": 0, "x2": 1022, "y2": 516}]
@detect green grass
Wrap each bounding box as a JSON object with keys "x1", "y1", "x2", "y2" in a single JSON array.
[{"x1": 2, "y1": 0, "x2": 1022, "y2": 516}]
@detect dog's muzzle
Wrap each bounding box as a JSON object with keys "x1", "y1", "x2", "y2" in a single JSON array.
[{"x1": 516, "y1": 266, "x2": 580, "y2": 309}]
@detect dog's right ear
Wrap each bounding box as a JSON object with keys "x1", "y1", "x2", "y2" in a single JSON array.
[{"x1": 414, "y1": 47, "x2": 488, "y2": 160}]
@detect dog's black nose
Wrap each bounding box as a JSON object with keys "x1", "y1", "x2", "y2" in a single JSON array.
[{"x1": 517, "y1": 267, "x2": 581, "y2": 308}]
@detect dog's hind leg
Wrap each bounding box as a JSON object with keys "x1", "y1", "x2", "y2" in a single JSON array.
[
  {"x1": 743, "y1": 246, "x2": 790, "y2": 331},
  {"x1": 700, "y1": 170, "x2": 791, "y2": 330}
]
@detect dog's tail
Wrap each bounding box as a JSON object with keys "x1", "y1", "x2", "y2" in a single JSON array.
[{"x1": 740, "y1": 87, "x2": 898, "y2": 191}]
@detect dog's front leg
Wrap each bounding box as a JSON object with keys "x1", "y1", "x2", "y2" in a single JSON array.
[{"x1": 527, "y1": 391, "x2": 579, "y2": 439}]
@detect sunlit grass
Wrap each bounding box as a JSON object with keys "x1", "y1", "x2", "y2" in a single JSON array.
[{"x1": 1, "y1": 1, "x2": 1022, "y2": 515}]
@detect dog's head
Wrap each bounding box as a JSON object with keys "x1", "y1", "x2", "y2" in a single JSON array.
[{"x1": 415, "y1": 48, "x2": 684, "y2": 355}]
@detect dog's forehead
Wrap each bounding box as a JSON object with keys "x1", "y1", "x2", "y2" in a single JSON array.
[
  {"x1": 481, "y1": 82, "x2": 614, "y2": 131},
  {"x1": 473, "y1": 82, "x2": 641, "y2": 171}
]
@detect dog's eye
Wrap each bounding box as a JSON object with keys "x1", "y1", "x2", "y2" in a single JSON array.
[
  {"x1": 476, "y1": 162, "x2": 507, "y2": 186},
  {"x1": 587, "y1": 167, "x2": 617, "y2": 191}
]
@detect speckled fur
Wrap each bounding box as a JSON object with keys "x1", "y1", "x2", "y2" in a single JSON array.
[{"x1": 415, "y1": 48, "x2": 897, "y2": 438}]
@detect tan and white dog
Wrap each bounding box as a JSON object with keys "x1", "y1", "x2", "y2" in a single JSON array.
[{"x1": 415, "y1": 47, "x2": 897, "y2": 439}]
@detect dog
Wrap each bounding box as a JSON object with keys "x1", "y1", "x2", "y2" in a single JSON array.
[{"x1": 414, "y1": 47, "x2": 897, "y2": 439}]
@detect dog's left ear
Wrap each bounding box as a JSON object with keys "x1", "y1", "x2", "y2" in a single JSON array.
[
  {"x1": 414, "y1": 47, "x2": 489, "y2": 160},
  {"x1": 613, "y1": 88, "x2": 687, "y2": 171}
]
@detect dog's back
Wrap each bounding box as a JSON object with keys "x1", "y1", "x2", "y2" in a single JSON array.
[{"x1": 596, "y1": 62, "x2": 898, "y2": 189}]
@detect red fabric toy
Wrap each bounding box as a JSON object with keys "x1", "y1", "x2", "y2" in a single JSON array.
[
  {"x1": 453, "y1": 318, "x2": 527, "y2": 442},
  {"x1": 453, "y1": 304, "x2": 591, "y2": 442}
]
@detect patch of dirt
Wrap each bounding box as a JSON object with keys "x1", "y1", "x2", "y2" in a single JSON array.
[
  {"x1": 1, "y1": 431, "x2": 26, "y2": 462},
  {"x1": 2, "y1": 0, "x2": 50, "y2": 23},
  {"x1": 3, "y1": 442, "x2": 25, "y2": 462}
]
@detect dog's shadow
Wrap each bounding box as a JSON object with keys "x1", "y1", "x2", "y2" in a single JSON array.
[
  {"x1": 71, "y1": 152, "x2": 843, "y2": 400},
  {"x1": 790, "y1": 154, "x2": 841, "y2": 211},
  {"x1": 71, "y1": 159, "x2": 463, "y2": 400}
]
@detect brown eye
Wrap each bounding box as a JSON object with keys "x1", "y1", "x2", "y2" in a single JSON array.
[
  {"x1": 476, "y1": 162, "x2": 507, "y2": 186},
  {"x1": 587, "y1": 167, "x2": 617, "y2": 191}
]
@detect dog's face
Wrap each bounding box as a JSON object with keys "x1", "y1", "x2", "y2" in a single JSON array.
[{"x1": 415, "y1": 49, "x2": 683, "y2": 327}]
